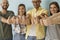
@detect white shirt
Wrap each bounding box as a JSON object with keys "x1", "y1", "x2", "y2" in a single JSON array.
[{"x1": 29, "y1": 24, "x2": 36, "y2": 36}]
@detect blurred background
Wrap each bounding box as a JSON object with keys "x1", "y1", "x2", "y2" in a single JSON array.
[
  {"x1": 0, "y1": 0, "x2": 60, "y2": 15},
  {"x1": 0, "y1": 0, "x2": 60, "y2": 39}
]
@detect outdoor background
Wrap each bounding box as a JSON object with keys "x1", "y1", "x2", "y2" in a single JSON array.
[
  {"x1": 0, "y1": 0, "x2": 60, "y2": 15},
  {"x1": 0, "y1": 0, "x2": 60, "y2": 39}
]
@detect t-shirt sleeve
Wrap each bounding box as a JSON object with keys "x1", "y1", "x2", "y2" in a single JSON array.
[
  {"x1": 9, "y1": 11, "x2": 15, "y2": 18},
  {"x1": 0, "y1": 16, "x2": 2, "y2": 21},
  {"x1": 41, "y1": 9, "x2": 48, "y2": 15},
  {"x1": 0, "y1": 12, "x2": 2, "y2": 22}
]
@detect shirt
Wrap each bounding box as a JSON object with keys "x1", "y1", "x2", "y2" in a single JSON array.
[
  {"x1": 26, "y1": 7, "x2": 48, "y2": 39},
  {"x1": 0, "y1": 11, "x2": 14, "y2": 39}
]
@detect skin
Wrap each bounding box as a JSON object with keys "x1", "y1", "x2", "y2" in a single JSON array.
[
  {"x1": 1, "y1": 0, "x2": 9, "y2": 10},
  {"x1": 18, "y1": 6, "x2": 26, "y2": 16},
  {"x1": 0, "y1": 0, "x2": 14, "y2": 24},
  {"x1": 0, "y1": 0, "x2": 9, "y2": 24},
  {"x1": 18, "y1": 6, "x2": 26, "y2": 24},
  {"x1": 26, "y1": 0, "x2": 42, "y2": 24},
  {"x1": 42, "y1": 4, "x2": 59, "y2": 26},
  {"x1": 50, "y1": 4, "x2": 58, "y2": 15},
  {"x1": 32, "y1": 0, "x2": 41, "y2": 10}
]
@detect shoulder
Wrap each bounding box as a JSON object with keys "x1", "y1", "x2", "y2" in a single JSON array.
[
  {"x1": 41, "y1": 7, "x2": 48, "y2": 12},
  {"x1": 41, "y1": 7, "x2": 48, "y2": 14},
  {"x1": 27, "y1": 9, "x2": 34, "y2": 14},
  {"x1": 7, "y1": 10, "x2": 14, "y2": 15},
  {"x1": 8, "y1": 10, "x2": 14, "y2": 14},
  {"x1": 7, "y1": 10, "x2": 15, "y2": 17}
]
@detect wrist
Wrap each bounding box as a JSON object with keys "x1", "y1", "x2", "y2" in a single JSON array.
[{"x1": 6, "y1": 20, "x2": 10, "y2": 24}]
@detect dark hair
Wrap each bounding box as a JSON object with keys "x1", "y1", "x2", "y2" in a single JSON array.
[
  {"x1": 49, "y1": 2, "x2": 60, "y2": 16},
  {"x1": 18, "y1": 4, "x2": 26, "y2": 16}
]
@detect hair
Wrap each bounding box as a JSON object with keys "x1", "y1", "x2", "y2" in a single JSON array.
[
  {"x1": 49, "y1": 2, "x2": 60, "y2": 16},
  {"x1": 18, "y1": 4, "x2": 26, "y2": 16}
]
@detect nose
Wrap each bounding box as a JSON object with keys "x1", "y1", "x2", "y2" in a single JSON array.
[{"x1": 4, "y1": 2, "x2": 8, "y2": 6}]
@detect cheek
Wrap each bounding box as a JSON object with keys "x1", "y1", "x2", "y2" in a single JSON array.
[
  {"x1": 23, "y1": 10, "x2": 25, "y2": 12},
  {"x1": 19, "y1": 9, "x2": 25, "y2": 12},
  {"x1": 33, "y1": 3, "x2": 37, "y2": 6},
  {"x1": 54, "y1": 8, "x2": 58, "y2": 12},
  {"x1": 50, "y1": 8, "x2": 55, "y2": 13},
  {"x1": 37, "y1": 2, "x2": 40, "y2": 5}
]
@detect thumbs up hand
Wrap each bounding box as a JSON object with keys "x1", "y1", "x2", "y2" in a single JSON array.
[{"x1": 6, "y1": 16, "x2": 11, "y2": 24}]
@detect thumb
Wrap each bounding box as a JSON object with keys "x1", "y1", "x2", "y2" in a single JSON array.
[
  {"x1": 8, "y1": 16, "x2": 11, "y2": 20},
  {"x1": 6, "y1": 16, "x2": 11, "y2": 24},
  {"x1": 11, "y1": 16, "x2": 15, "y2": 20}
]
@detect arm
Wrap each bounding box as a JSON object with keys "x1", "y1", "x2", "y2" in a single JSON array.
[
  {"x1": 0, "y1": 16, "x2": 8, "y2": 23},
  {"x1": 40, "y1": 19, "x2": 44, "y2": 26},
  {"x1": 8, "y1": 11, "x2": 15, "y2": 24},
  {"x1": 45, "y1": 13, "x2": 60, "y2": 25}
]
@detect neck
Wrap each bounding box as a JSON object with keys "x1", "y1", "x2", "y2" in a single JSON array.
[
  {"x1": 1, "y1": 9, "x2": 7, "y2": 14},
  {"x1": 35, "y1": 6, "x2": 40, "y2": 12},
  {"x1": 19, "y1": 13, "x2": 24, "y2": 16}
]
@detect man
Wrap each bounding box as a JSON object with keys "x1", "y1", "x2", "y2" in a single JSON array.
[
  {"x1": 26, "y1": 0, "x2": 48, "y2": 40},
  {"x1": 0, "y1": 0, "x2": 14, "y2": 40}
]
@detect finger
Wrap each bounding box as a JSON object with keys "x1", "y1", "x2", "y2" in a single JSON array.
[
  {"x1": 11, "y1": 16, "x2": 14, "y2": 21},
  {"x1": 8, "y1": 16, "x2": 11, "y2": 20}
]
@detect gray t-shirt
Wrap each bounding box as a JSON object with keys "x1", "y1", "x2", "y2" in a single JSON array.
[
  {"x1": 0, "y1": 11, "x2": 14, "y2": 39},
  {"x1": 45, "y1": 24, "x2": 60, "y2": 40}
]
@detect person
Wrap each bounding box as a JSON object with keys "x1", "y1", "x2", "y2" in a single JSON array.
[
  {"x1": 0, "y1": 0, "x2": 14, "y2": 40},
  {"x1": 12, "y1": 16, "x2": 20, "y2": 40},
  {"x1": 40, "y1": 13, "x2": 48, "y2": 26},
  {"x1": 12, "y1": 4, "x2": 26, "y2": 40},
  {"x1": 26, "y1": 0, "x2": 48, "y2": 40},
  {"x1": 44, "y1": 2, "x2": 60, "y2": 40}
]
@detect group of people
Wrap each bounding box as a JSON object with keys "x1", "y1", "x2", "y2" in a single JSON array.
[{"x1": 0, "y1": 0, "x2": 60, "y2": 40}]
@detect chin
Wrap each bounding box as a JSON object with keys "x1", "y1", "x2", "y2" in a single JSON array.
[
  {"x1": 2, "y1": 7, "x2": 8, "y2": 9},
  {"x1": 35, "y1": 6, "x2": 39, "y2": 9},
  {"x1": 2, "y1": 6, "x2": 8, "y2": 9}
]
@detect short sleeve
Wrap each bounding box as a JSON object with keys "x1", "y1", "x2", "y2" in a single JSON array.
[
  {"x1": 0, "y1": 12, "x2": 2, "y2": 21},
  {"x1": 43, "y1": 10, "x2": 48, "y2": 15},
  {"x1": 26, "y1": 10, "x2": 32, "y2": 15},
  {"x1": 0, "y1": 16, "x2": 2, "y2": 21},
  {"x1": 42, "y1": 9, "x2": 48, "y2": 15},
  {"x1": 8, "y1": 11, "x2": 15, "y2": 18}
]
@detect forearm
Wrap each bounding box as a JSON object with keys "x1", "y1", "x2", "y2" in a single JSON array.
[{"x1": 1, "y1": 17, "x2": 8, "y2": 24}]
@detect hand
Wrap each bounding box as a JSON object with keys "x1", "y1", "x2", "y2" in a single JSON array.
[
  {"x1": 18, "y1": 16, "x2": 22, "y2": 24},
  {"x1": 22, "y1": 16, "x2": 26, "y2": 24},
  {"x1": 1, "y1": 17, "x2": 7, "y2": 23},
  {"x1": 6, "y1": 16, "x2": 11, "y2": 24},
  {"x1": 40, "y1": 13, "x2": 48, "y2": 19},
  {"x1": 10, "y1": 16, "x2": 16, "y2": 24},
  {"x1": 15, "y1": 17, "x2": 19, "y2": 24},
  {"x1": 40, "y1": 19, "x2": 44, "y2": 25},
  {"x1": 42, "y1": 19, "x2": 51, "y2": 26},
  {"x1": 26, "y1": 16, "x2": 31, "y2": 25}
]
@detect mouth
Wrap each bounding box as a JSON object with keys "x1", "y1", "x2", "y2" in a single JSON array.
[
  {"x1": 3, "y1": 5, "x2": 8, "y2": 8},
  {"x1": 4, "y1": 5, "x2": 8, "y2": 7}
]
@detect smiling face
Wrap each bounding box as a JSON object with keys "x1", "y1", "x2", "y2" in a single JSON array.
[
  {"x1": 50, "y1": 4, "x2": 58, "y2": 15},
  {"x1": 32, "y1": 0, "x2": 41, "y2": 9},
  {"x1": 18, "y1": 5, "x2": 26, "y2": 16},
  {"x1": 1, "y1": 0, "x2": 9, "y2": 10}
]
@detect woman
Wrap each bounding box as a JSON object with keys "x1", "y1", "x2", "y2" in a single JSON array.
[
  {"x1": 45, "y1": 2, "x2": 60, "y2": 40},
  {"x1": 12, "y1": 4, "x2": 26, "y2": 40},
  {"x1": 18, "y1": 4, "x2": 26, "y2": 40}
]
